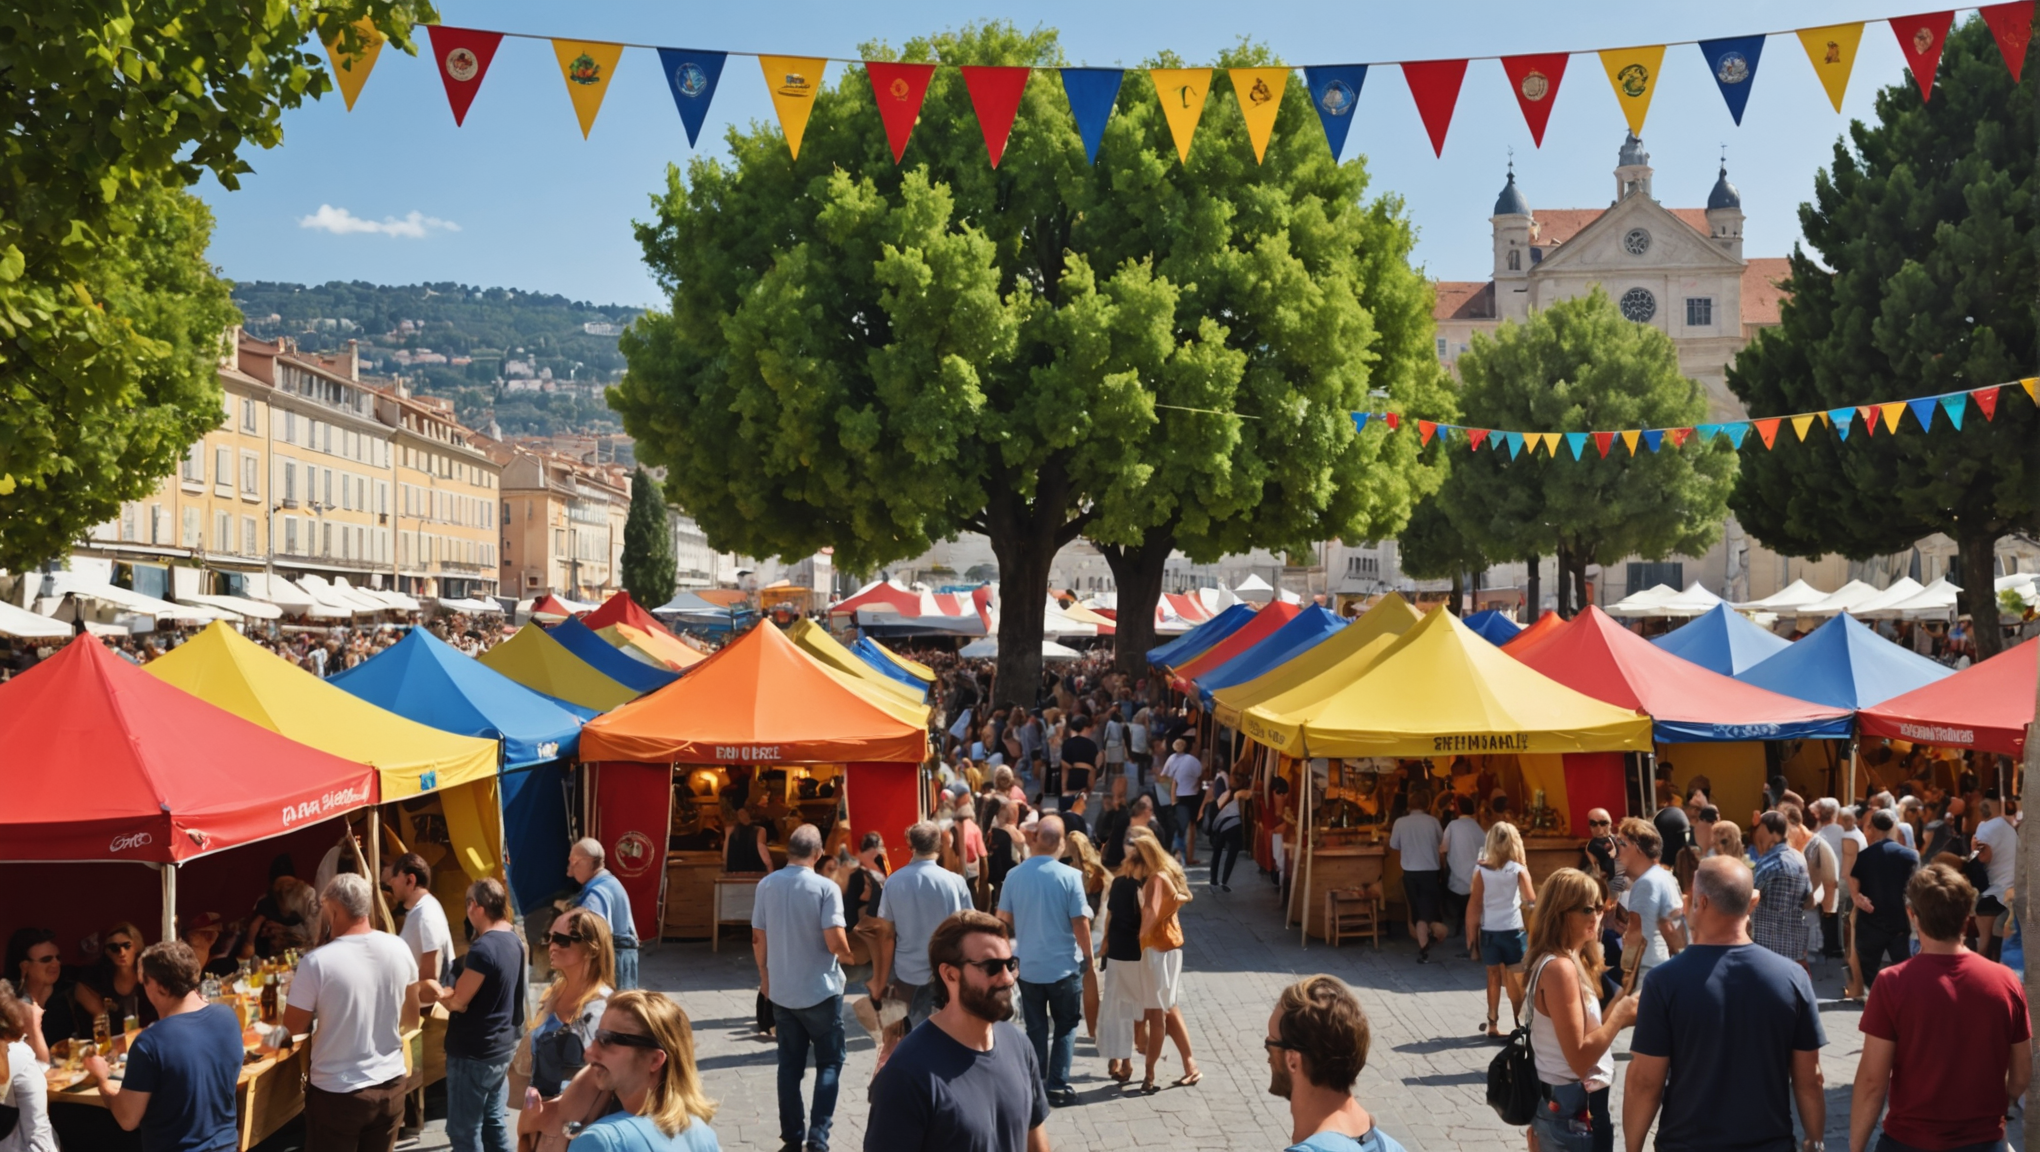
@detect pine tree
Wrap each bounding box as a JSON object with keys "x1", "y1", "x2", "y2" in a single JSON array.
[{"x1": 620, "y1": 468, "x2": 676, "y2": 608}]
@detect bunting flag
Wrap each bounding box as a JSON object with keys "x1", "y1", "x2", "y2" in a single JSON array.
[
  {"x1": 1599, "y1": 45, "x2": 1667, "y2": 135},
  {"x1": 1402, "y1": 59, "x2": 1469, "y2": 156},
  {"x1": 760, "y1": 55, "x2": 827, "y2": 158},
  {"x1": 322, "y1": 19, "x2": 387, "y2": 111},
  {"x1": 1798, "y1": 23, "x2": 1867, "y2": 112},
  {"x1": 659, "y1": 50, "x2": 729, "y2": 147},
  {"x1": 1973, "y1": 385, "x2": 2001, "y2": 420},
  {"x1": 1506, "y1": 431, "x2": 1525, "y2": 458},
  {"x1": 2027, "y1": 378, "x2": 2039, "y2": 404},
  {"x1": 1592, "y1": 431, "x2": 1614, "y2": 458},
  {"x1": 1564, "y1": 431, "x2": 1589, "y2": 460},
  {"x1": 1641, "y1": 429, "x2": 1664, "y2": 453},
  {"x1": 1669, "y1": 427, "x2": 1694, "y2": 448},
  {"x1": 1467, "y1": 427, "x2": 1491, "y2": 450},
  {"x1": 1791, "y1": 413, "x2": 1816, "y2": 441},
  {"x1": 1150, "y1": 68, "x2": 1212, "y2": 163},
  {"x1": 1384, "y1": 413, "x2": 1400, "y2": 431},
  {"x1": 554, "y1": 41, "x2": 625, "y2": 138},
  {"x1": 1981, "y1": 2, "x2": 2036, "y2": 83},
  {"x1": 1061, "y1": 68, "x2": 1124, "y2": 164},
  {"x1": 1303, "y1": 66, "x2": 1367, "y2": 158},
  {"x1": 1828, "y1": 407, "x2": 1856, "y2": 437},
  {"x1": 1417, "y1": 419, "x2": 1437, "y2": 446},
  {"x1": 1351, "y1": 412, "x2": 1371, "y2": 433},
  {"x1": 1230, "y1": 67, "x2": 1290, "y2": 162},
  {"x1": 1754, "y1": 418, "x2": 1781, "y2": 448},
  {"x1": 426, "y1": 26, "x2": 504, "y2": 126},
  {"x1": 1938, "y1": 393, "x2": 1966, "y2": 430},
  {"x1": 1880, "y1": 401, "x2": 1905, "y2": 434},
  {"x1": 1696, "y1": 422, "x2": 1721, "y2": 442},
  {"x1": 1621, "y1": 429, "x2": 1641, "y2": 455},
  {"x1": 1697, "y1": 35, "x2": 1766, "y2": 125},
  {"x1": 1890, "y1": 12, "x2": 1955, "y2": 101},
  {"x1": 1860, "y1": 405, "x2": 1880, "y2": 436},
  {"x1": 962, "y1": 66, "x2": 1032, "y2": 167},
  {"x1": 1500, "y1": 54, "x2": 1568, "y2": 146},
  {"x1": 1723, "y1": 422, "x2": 1751, "y2": 448},
  {"x1": 866, "y1": 61, "x2": 937, "y2": 162},
  {"x1": 1907, "y1": 396, "x2": 1939, "y2": 432}
]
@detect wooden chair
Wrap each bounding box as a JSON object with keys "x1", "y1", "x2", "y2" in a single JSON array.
[
  {"x1": 711, "y1": 874, "x2": 761, "y2": 953},
  {"x1": 1326, "y1": 884, "x2": 1383, "y2": 949}
]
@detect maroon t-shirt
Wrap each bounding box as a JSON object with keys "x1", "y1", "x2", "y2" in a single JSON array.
[{"x1": 1860, "y1": 950, "x2": 2030, "y2": 1148}]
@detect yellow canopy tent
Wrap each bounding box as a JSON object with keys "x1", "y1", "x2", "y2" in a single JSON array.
[
  {"x1": 1244, "y1": 607, "x2": 1654, "y2": 758},
  {"x1": 1217, "y1": 592, "x2": 1420, "y2": 729},
  {"x1": 786, "y1": 619, "x2": 927, "y2": 705},
  {"x1": 864, "y1": 638, "x2": 934, "y2": 683},
  {"x1": 598, "y1": 621, "x2": 708, "y2": 671},
  {"x1": 812, "y1": 658, "x2": 935, "y2": 730},
  {"x1": 146, "y1": 622, "x2": 506, "y2": 881},
  {"x1": 480, "y1": 624, "x2": 639, "y2": 712}
]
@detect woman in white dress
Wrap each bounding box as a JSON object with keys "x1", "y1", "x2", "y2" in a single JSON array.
[
  {"x1": 0, "y1": 979, "x2": 57, "y2": 1152},
  {"x1": 1127, "y1": 827, "x2": 1199, "y2": 1092}
]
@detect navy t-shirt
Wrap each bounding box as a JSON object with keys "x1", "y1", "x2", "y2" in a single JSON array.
[
  {"x1": 1850, "y1": 839, "x2": 1920, "y2": 934},
  {"x1": 864, "y1": 1019, "x2": 1048, "y2": 1152},
  {"x1": 1630, "y1": 943, "x2": 1825, "y2": 1152},
  {"x1": 445, "y1": 928, "x2": 526, "y2": 1062},
  {"x1": 123, "y1": 1003, "x2": 245, "y2": 1152}
]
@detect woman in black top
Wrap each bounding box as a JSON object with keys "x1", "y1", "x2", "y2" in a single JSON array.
[
  {"x1": 843, "y1": 831, "x2": 888, "y2": 931},
  {"x1": 985, "y1": 797, "x2": 1022, "y2": 899},
  {"x1": 75, "y1": 920, "x2": 157, "y2": 1031},
  {"x1": 724, "y1": 807, "x2": 772, "y2": 875},
  {"x1": 1097, "y1": 873, "x2": 1147, "y2": 1083}
]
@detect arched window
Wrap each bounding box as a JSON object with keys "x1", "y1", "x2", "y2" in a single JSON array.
[{"x1": 1506, "y1": 249, "x2": 1521, "y2": 271}]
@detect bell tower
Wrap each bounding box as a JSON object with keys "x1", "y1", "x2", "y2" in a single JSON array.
[
  {"x1": 1491, "y1": 159, "x2": 1532, "y2": 321},
  {"x1": 1615, "y1": 133, "x2": 1653, "y2": 201}
]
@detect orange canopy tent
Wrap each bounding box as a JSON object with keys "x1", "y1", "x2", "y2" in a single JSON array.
[{"x1": 1501, "y1": 611, "x2": 1566, "y2": 657}]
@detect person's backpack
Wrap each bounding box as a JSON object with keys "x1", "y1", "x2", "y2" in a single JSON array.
[{"x1": 1486, "y1": 956, "x2": 1553, "y2": 1126}]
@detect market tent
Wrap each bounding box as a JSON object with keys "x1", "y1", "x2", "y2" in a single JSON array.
[
  {"x1": 1607, "y1": 584, "x2": 1680, "y2": 616},
  {"x1": 829, "y1": 579, "x2": 922, "y2": 618},
  {"x1": 1734, "y1": 579, "x2": 1829, "y2": 612},
  {"x1": 0, "y1": 600, "x2": 70, "y2": 639},
  {"x1": 1839, "y1": 578, "x2": 1928, "y2": 618},
  {"x1": 1512, "y1": 607, "x2": 1852, "y2": 742},
  {"x1": 1462, "y1": 610, "x2": 1522, "y2": 646},
  {"x1": 530, "y1": 594, "x2": 583, "y2": 622},
  {"x1": 857, "y1": 637, "x2": 934, "y2": 683},
  {"x1": 479, "y1": 625, "x2": 640, "y2": 712},
  {"x1": 1653, "y1": 583, "x2": 1727, "y2": 618},
  {"x1": 1735, "y1": 612, "x2": 1955, "y2": 709},
  {"x1": 957, "y1": 637, "x2": 1084, "y2": 662},
  {"x1": 598, "y1": 622, "x2": 708, "y2": 670},
  {"x1": 1164, "y1": 593, "x2": 1213, "y2": 625},
  {"x1": 1796, "y1": 580, "x2": 1884, "y2": 616},
  {"x1": 851, "y1": 636, "x2": 934, "y2": 691},
  {"x1": 242, "y1": 573, "x2": 322, "y2": 616},
  {"x1": 1500, "y1": 612, "x2": 1566, "y2": 656},
  {"x1": 1866, "y1": 577, "x2": 1961, "y2": 619},
  {"x1": 0, "y1": 637, "x2": 379, "y2": 864},
  {"x1": 1170, "y1": 602, "x2": 1303, "y2": 689},
  {"x1": 582, "y1": 591, "x2": 680, "y2": 640},
  {"x1": 1233, "y1": 573, "x2": 1275, "y2": 600},
  {"x1": 548, "y1": 617, "x2": 682, "y2": 694},
  {"x1": 1211, "y1": 593, "x2": 1420, "y2": 729},
  {"x1": 1243, "y1": 607, "x2": 1654, "y2": 758},
  {"x1": 1652, "y1": 602, "x2": 1795, "y2": 676},
  {"x1": 1146, "y1": 603, "x2": 1254, "y2": 667},
  {"x1": 1857, "y1": 638, "x2": 2036, "y2": 758},
  {"x1": 787, "y1": 619, "x2": 928, "y2": 703},
  {"x1": 181, "y1": 593, "x2": 282, "y2": 620},
  {"x1": 1192, "y1": 604, "x2": 1346, "y2": 704},
  {"x1": 655, "y1": 590, "x2": 734, "y2": 616}
]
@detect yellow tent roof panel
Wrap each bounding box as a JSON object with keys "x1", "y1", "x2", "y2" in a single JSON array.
[
  {"x1": 479, "y1": 624, "x2": 639, "y2": 713},
  {"x1": 1214, "y1": 592, "x2": 1420, "y2": 728},
  {"x1": 786, "y1": 619, "x2": 927, "y2": 706}
]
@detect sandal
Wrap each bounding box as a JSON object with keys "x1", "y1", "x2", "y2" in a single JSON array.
[
  {"x1": 1141, "y1": 1075, "x2": 1159, "y2": 1094},
  {"x1": 1479, "y1": 1014, "x2": 1498, "y2": 1036},
  {"x1": 1174, "y1": 1066, "x2": 1202, "y2": 1087},
  {"x1": 1110, "y1": 1061, "x2": 1131, "y2": 1083}
]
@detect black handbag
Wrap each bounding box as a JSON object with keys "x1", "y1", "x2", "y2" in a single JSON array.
[{"x1": 1486, "y1": 957, "x2": 1552, "y2": 1126}]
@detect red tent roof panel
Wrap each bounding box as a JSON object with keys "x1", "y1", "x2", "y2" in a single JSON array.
[
  {"x1": 1171, "y1": 602, "x2": 1303, "y2": 686},
  {"x1": 1858, "y1": 637, "x2": 2036, "y2": 757},
  {"x1": 582, "y1": 591, "x2": 680, "y2": 641}
]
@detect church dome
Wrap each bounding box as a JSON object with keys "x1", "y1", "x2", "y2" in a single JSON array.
[
  {"x1": 1493, "y1": 168, "x2": 1529, "y2": 216},
  {"x1": 1707, "y1": 165, "x2": 1741, "y2": 210},
  {"x1": 1618, "y1": 133, "x2": 1649, "y2": 168}
]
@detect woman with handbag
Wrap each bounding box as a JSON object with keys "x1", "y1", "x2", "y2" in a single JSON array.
[
  {"x1": 1521, "y1": 868, "x2": 1637, "y2": 1152},
  {"x1": 516, "y1": 906, "x2": 617, "y2": 1151},
  {"x1": 1128, "y1": 827, "x2": 1200, "y2": 1093}
]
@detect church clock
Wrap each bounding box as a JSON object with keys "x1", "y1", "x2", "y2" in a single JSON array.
[{"x1": 1619, "y1": 287, "x2": 1657, "y2": 322}]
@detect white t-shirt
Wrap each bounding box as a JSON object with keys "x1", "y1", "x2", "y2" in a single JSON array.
[
  {"x1": 287, "y1": 930, "x2": 416, "y2": 1092},
  {"x1": 1442, "y1": 816, "x2": 1487, "y2": 895},
  {"x1": 1620, "y1": 866, "x2": 1682, "y2": 968},
  {"x1": 1477, "y1": 861, "x2": 1526, "y2": 930},
  {"x1": 0, "y1": 1038, "x2": 55, "y2": 1152},
  {"x1": 1389, "y1": 812, "x2": 1444, "y2": 873},
  {"x1": 1162, "y1": 753, "x2": 1204, "y2": 798},
  {"x1": 1975, "y1": 816, "x2": 2019, "y2": 899},
  {"x1": 398, "y1": 892, "x2": 454, "y2": 984}
]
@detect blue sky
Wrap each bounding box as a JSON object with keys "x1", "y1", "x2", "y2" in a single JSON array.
[{"x1": 200, "y1": 1, "x2": 1945, "y2": 307}]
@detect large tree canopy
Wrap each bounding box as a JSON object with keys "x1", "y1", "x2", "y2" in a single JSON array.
[
  {"x1": 1726, "y1": 14, "x2": 2035, "y2": 656},
  {"x1": 1439, "y1": 288, "x2": 1737, "y2": 616},
  {"x1": 613, "y1": 24, "x2": 1447, "y2": 698}
]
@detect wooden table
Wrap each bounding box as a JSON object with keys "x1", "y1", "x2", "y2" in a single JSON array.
[
  {"x1": 49, "y1": 1040, "x2": 308, "y2": 1151},
  {"x1": 1292, "y1": 842, "x2": 1388, "y2": 941},
  {"x1": 1523, "y1": 837, "x2": 1588, "y2": 886}
]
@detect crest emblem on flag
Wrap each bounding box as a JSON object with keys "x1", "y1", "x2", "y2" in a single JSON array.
[
  {"x1": 1715, "y1": 52, "x2": 1750, "y2": 84},
  {"x1": 1520, "y1": 70, "x2": 1549, "y2": 101},
  {"x1": 1317, "y1": 80, "x2": 1355, "y2": 116},
  {"x1": 778, "y1": 71, "x2": 812, "y2": 97},
  {"x1": 445, "y1": 47, "x2": 479, "y2": 83},
  {"x1": 1247, "y1": 75, "x2": 1275, "y2": 104},
  {"x1": 1617, "y1": 63, "x2": 1649, "y2": 97},
  {"x1": 674, "y1": 61, "x2": 709, "y2": 98},
  {"x1": 568, "y1": 53, "x2": 601, "y2": 86},
  {"x1": 1912, "y1": 26, "x2": 1934, "y2": 55},
  {"x1": 889, "y1": 76, "x2": 911, "y2": 99}
]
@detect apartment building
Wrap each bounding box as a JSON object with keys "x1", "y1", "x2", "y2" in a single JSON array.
[
  {"x1": 489, "y1": 445, "x2": 630, "y2": 601},
  {"x1": 376, "y1": 388, "x2": 501, "y2": 600}
]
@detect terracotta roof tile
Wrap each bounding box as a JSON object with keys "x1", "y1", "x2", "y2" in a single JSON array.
[
  {"x1": 1741, "y1": 257, "x2": 1793, "y2": 327},
  {"x1": 1433, "y1": 281, "x2": 1495, "y2": 321}
]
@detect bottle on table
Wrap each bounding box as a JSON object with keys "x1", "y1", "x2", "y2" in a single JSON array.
[{"x1": 92, "y1": 1011, "x2": 111, "y2": 1056}]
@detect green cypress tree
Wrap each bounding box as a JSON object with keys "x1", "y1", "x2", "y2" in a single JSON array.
[{"x1": 620, "y1": 468, "x2": 676, "y2": 608}]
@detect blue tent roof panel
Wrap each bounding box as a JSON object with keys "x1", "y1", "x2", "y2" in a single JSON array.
[
  {"x1": 547, "y1": 617, "x2": 682, "y2": 694},
  {"x1": 1147, "y1": 603, "x2": 1256, "y2": 667},
  {"x1": 1652, "y1": 602, "x2": 1794, "y2": 676},
  {"x1": 1194, "y1": 605, "x2": 1346, "y2": 704},
  {"x1": 1734, "y1": 612, "x2": 1954, "y2": 710},
  {"x1": 1463, "y1": 610, "x2": 1523, "y2": 646},
  {"x1": 328, "y1": 628, "x2": 587, "y2": 768}
]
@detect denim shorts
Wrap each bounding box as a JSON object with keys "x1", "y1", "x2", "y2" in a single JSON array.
[{"x1": 1479, "y1": 928, "x2": 1527, "y2": 967}]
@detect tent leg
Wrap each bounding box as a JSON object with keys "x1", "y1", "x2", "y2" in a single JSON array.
[
  {"x1": 161, "y1": 864, "x2": 177, "y2": 944},
  {"x1": 1845, "y1": 740, "x2": 1858, "y2": 808},
  {"x1": 367, "y1": 808, "x2": 394, "y2": 933}
]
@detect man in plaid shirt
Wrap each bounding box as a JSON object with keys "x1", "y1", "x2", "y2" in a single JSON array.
[{"x1": 1750, "y1": 810, "x2": 1812, "y2": 964}]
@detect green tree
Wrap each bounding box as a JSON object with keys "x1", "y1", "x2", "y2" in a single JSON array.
[
  {"x1": 620, "y1": 467, "x2": 677, "y2": 607},
  {"x1": 1726, "y1": 14, "x2": 2035, "y2": 657},
  {"x1": 1439, "y1": 288, "x2": 1737, "y2": 616},
  {"x1": 612, "y1": 24, "x2": 1446, "y2": 699},
  {"x1": 0, "y1": 1, "x2": 427, "y2": 570},
  {"x1": 1396, "y1": 491, "x2": 1495, "y2": 617}
]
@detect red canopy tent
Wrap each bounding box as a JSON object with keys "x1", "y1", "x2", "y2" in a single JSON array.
[
  {"x1": 1170, "y1": 602, "x2": 1302, "y2": 691},
  {"x1": 829, "y1": 579, "x2": 921, "y2": 618},
  {"x1": 530, "y1": 593, "x2": 582, "y2": 622},
  {"x1": 1164, "y1": 593, "x2": 1212, "y2": 624},
  {"x1": 582, "y1": 590, "x2": 681, "y2": 641},
  {"x1": 1501, "y1": 611, "x2": 1566, "y2": 656},
  {"x1": 1858, "y1": 637, "x2": 2037, "y2": 758}
]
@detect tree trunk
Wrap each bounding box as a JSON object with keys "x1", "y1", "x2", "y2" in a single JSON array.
[
  {"x1": 1448, "y1": 571, "x2": 1464, "y2": 616},
  {"x1": 1524, "y1": 553, "x2": 1542, "y2": 624},
  {"x1": 1570, "y1": 553, "x2": 1592, "y2": 615},
  {"x1": 1959, "y1": 529, "x2": 2006, "y2": 659},
  {"x1": 1096, "y1": 526, "x2": 1174, "y2": 682},
  {"x1": 1554, "y1": 543, "x2": 1574, "y2": 618},
  {"x1": 979, "y1": 459, "x2": 1089, "y2": 711}
]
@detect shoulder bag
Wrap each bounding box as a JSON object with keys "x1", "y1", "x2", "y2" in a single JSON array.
[{"x1": 1486, "y1": 955, "x2": 1554, "y2": 1126}]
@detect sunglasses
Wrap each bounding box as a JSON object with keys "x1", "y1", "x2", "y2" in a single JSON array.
[
  {"x1": 547, "y1": 932, "x2": 584, "y2": 948},
  {"x1": 104, "y1": 941, "x2": 134, "y2": 954},
  {"x1": 1263, "y1": 1037, "x2": 1299, "y2": 1053},
  {"x1": 1588, "y1": 819, "x2": 1611, "y2": 827},
  {"x1": 957, "y1": 956, "x2": 1019, "y2": 977},
  {"x1": 29, "y1": 954, "x2": 60, "y2": 965},
  {"x1": 593, "y1": 1028, "x2": 660, "y2": 1051}
]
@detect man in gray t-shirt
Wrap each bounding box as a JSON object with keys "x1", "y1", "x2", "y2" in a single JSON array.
[
  {"x1": 870, "y1": 821, "x2": 974, "y2": 1027},
  {"x1": 752, "y1": 824, "x2": 858, "y2": 1152}
]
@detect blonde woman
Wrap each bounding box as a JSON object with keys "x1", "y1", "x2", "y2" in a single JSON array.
[
  {"x1": 1127, "y1": 827, "x2": 1201, "y2": 1092},
  {"x1": 1466, "y1": 822, "x2": 1537, "y2": 1036},
  {"x1": 1522, "y1": 868, "x2": 1636, "y2": 1152},
  {"x1": 529, "y1": 908, "x2": 616, "y2": 1099},
  {"x1": 1064, "y1": 830, "x2": 1111, "y2": 916},
  {"x1": 1713, "y1": 820, "x2": 1746, "y2": 864},
  {"x1": 556, "y1": 989, "x2": 719, "y2": 1150}
]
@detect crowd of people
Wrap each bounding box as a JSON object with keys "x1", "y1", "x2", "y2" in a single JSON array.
[{"x1": 0, "y1": 609, "x2": 514, "y2": 682}]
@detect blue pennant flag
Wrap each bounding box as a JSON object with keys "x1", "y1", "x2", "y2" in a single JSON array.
[
  {"x1": 1695, "y1": 423, "x2": 1722, "y2": 443},
  {"x1": 1696, "y1": 36, "x2": 1765, "y2": 125},
  {"x1": 1061, "y1": 69, "x2": 1124, "y2": 164},
  {"x1": 1641, "y1": 429, "x2": 1665, "y2": 453},
  {"x1": 658, "y1": 49, "x2": 729, "y2": 146},
  {"x1": 1564, "y1": 432, "x2": 1588, "y2": 460},
  {"x1": 1302, "y1": 65, "x2": 1368, "y2": 159},
  {"x1": 1907, "y1": 397, "x2": 1938, "y2": 432},
  {"x1": 1351, "y1": 412, "x2": 1370, "y2": 433},
  {"x1": 1506, "y1": 431, "x2": 1525, "y2": 458},
  {"x1": 1830, "y1": 407, "x2": 1855, "y2": 440},
  {"x1": 1939, "y1": 393, "x2": 1967, "y2": 431},
  {"x1": 1723, "y1": 422, "x2": 1751, "y2": 448}
]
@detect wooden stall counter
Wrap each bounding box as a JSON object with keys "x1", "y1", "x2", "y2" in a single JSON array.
[
  {"x1": 49, "y1": 1038, "x2": 309, "y2": 1152},
  {"x1": 663, "y1": 849, "x2": 723, "y2": 940},
  {"x1": 1292, "y1": 842, "x2": 1388, "y2": 941},
  {"x1": 1522, "y1": 837, "x2": 1587, "y2": 886}
]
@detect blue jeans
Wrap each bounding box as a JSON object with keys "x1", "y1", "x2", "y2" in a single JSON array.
[
  {"x1": 1018, "y1": 972, "x2": 1084, "y2": 1094},
  {"x1": 444, "y1": 1054, "x2": 513, "y2": 1152},
  {"x1": 773, "y1": 997, "x2": 846, "y2": 1151},
  {"x1": 614, "y1": 942, "x2": 639, "y2": 990}
]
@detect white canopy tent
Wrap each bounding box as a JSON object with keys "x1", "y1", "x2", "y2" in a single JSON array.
[
  {"x1": 958, "y1": 637, "x2": 1084, "y2": 661},
  {"x1": 1795, "y1": 579, "x2": 1885, "y2": 616},
  {"x1": 1232, "y1": 574, "x2": 1275, "y2": 602},
  {"x1": 436, "y1": 597, "x2": 502, "y2": 613},
  {"x1": 40, "y1": 572, "x2": 231, "y2": 624},
  {"x1": 1605, "y1": 584, "x2": 1680, "y2": 616},
  {"x1": 1652, "y1": 582, "x2": 1726, "y2": 618},
  {"x1": 1825, "y1": 578, "x2": 1924, "y2": 618},
  {"x1": 1733, "y1": 578, "x2": 1830, "y2": 612},
  {"x1": 1879, "y1": 577, "x2": 1963, "y2": 619},
  {"x1": 240, "y1": 573, "x2": 325, "y2": 617},
  {"x1": 179, "y1": 594, "x2": 281, "y2": 620},
  {"x1": 0, "y1": 600, "x2": 71, "y2": 639}
]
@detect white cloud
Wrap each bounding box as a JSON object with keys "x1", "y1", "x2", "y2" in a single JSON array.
[{"x1": 297, "y1": 205, "x2": 461, "y2": 239}]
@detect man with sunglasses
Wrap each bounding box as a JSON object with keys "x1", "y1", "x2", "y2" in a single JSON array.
[
  {"x1": 1264, "y1": 975, "x2": 1406, "y2": 1151},
  {"x1": 753, "y1": 823, "x2": 857, "y2": 1152},
  {"x1": 864, "y1": 910, "x2": 1050, "y2": 1152}
]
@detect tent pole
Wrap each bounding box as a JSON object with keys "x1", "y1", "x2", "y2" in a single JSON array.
[
  {"x1": 161, "y1": 863, "x2": 177, "y2": 944},
  {"x1": 1845, "y1": 739, "x2": 1858, "y2": 808},
  {"x1": 1299, "y1": 760, "x2": 1315, "y2": 949},
  {"x1": 366, "y1": 808, "x2": 394, "y2": 933}
]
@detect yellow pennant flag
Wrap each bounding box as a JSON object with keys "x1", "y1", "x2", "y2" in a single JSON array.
[
  {"x1": 1791, "y1": 414, "x2": 1817, "y2": 441},
  {"x1": 321, "y1": 19, "x2": 386, "y2": 111},
  {"x1": 1151, "y1": 68, "x2": 1211, "y2": 164},
  {"x1": 1798, "y1": 24, "x2": 1867, "y2": 112},
  {"x1": 759, "y1": 56, "x2": 827, "y2": 159},
  {"x1": 2022, "y1": 377, "x2": 2037, "y2": 404},
  {"x1": 1880, "y1": 401, "x2": 1906, "y2": 434},
  {"x1": 1228, "y1": 67, "x2": 1289, "y2": 163},
  {"x1": 552, "y1": 41, "x2": 624, "y2": 139},
  {"x1": 1818, "y1": 410, "x2": 1833, "y2": 427},
  {"x1": 1621, "y1": 430, "x2": 1641, "y2": 456},
  {"x1": 1541, "y1": 432, "x2": 1563, "y2": 456},
  {"x1": 1598, "y1": 46, "x2": 1666, "y2": 136}
]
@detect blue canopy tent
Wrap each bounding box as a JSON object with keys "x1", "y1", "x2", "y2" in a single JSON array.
[
  {"x1": 1735, "y1": 612, "x2": 1955, "y2": 710},
  {"x1": 852, "y1": 637, "x2": 932, "y2": 694},
  {"x1": 548, "y1": 617, "x2": 682, "y2": 694},
  {"x1": 1462, "y1": 610, "x2": 1523, "y2": 646},
  {"x1": 329, "y1": 629, "x2": 591, "y2": 912},
  {"x1": 1192, "y1": 605, "x2": 1346, "y2": 706},
  {"x1": 1652, "y1": 602, "x2": 1794, "y2": 676},
  {"x1": 1147, "y1": 603, "x2": 1255, "y2": 668}
]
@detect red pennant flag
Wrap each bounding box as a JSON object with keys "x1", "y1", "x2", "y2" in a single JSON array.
[
  {"x1": 1499, "y1": 54, "x2": 1569, "y2": 147},
  {"x1": 1753, "y1": 418, "x2": 1782, "y2": 448},
  {"x1": 866, "y1": 62, "x2": 937, "y2": 162},
  {"x1": 1981, "y1": 2, "x2": 2035, "y2": 82},
  {"x1": 1972, "y1": 385, "x2": 2001, "y2": 420},
  {"x1": 1890, "y1": 12, "x2": 1955, "y2": 101},
  {"x1": 1591, "y1": 431, "x2": 1614, "y2": 458},
  {"x1": 1669, "y1": 427, "x2": 1694, "y2": 448},
  {"x1": 1384, "y1": 413, "x2": 1400, "y2": 431},
  {"x1": 1402, "y1": 59, "x2": 1469, "y2": 156},
  {"x1": 1858, "y1": 405, "x2": 1879, "y2": 436},
  {"x1": 427, "y1": 26, "x2": 505, "y2": 126},
  {"x1": 960, "y1": 66, "x2": 1031, "y2": 167},
  {"x1": 1417, "y1": 420, "x2": 1437, "y2": 446},
  {"x1": 1468, "y1": 428, "x2": 1490, "y2": 451}
]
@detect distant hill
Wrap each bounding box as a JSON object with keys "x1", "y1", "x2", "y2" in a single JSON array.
[{"x1": 230, "y1": 280, "x2": 640, "y2": 436}]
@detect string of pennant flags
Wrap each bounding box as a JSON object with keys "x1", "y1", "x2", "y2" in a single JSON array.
[
  {"x1": 321, "y1": 5, "x2": 2034, "y2": 163},
  {"x1": 1340, "y1": 377, "x2": 2038, "y2": 461}
]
